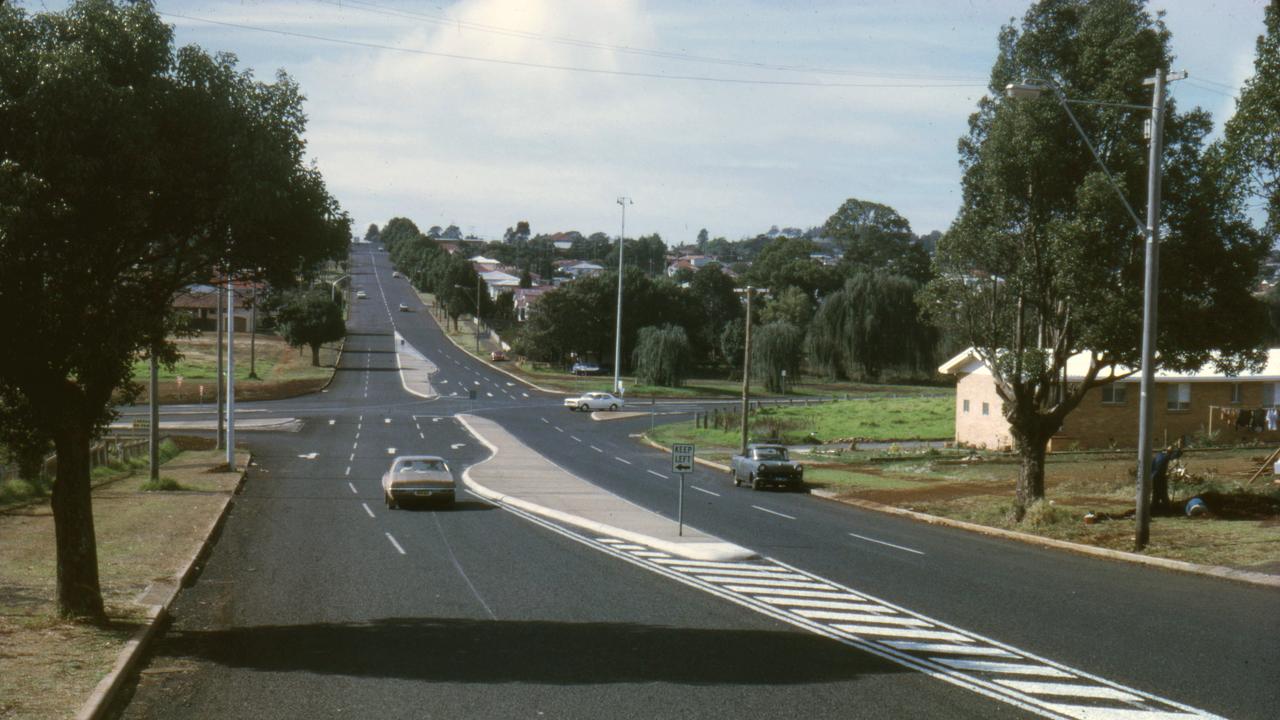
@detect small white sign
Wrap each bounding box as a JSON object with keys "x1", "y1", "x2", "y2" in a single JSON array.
[{"x1": 672, "y1": 443, "x2": 695, "y2": 474}]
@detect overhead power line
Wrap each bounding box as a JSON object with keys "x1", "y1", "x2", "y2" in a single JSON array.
[
  {"x1": 310, "y1": 0, "x2": 990, "y2": 83},
  {"x1": 158, "y1": 11, "x2": 986, "y2": 90}
]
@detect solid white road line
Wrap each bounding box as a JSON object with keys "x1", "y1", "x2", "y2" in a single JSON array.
[
  {"x1": 690, "y1": 568, "x2": 812, "y2": 581},
  {"x1": 652, "y1": 558, "x2": 791, "y2": 572},
  {"x1": 614, "y1": 456, "x2": 632, "y2": 465},
  {"x1": 362, "y1": 503, "x2": 376, "y2": 518},
  {"x1": 752, "y1": 505, "x2": 796, "y2": 520},
  {"x1": 647, "y1": 470, "x2": 668, "y2": 479},
  {"x1": 848, "y1": 532, "x2": 925, "y2": 556},
  {"x1": 591, "y1": 446, "x2": 603, "y2": 453},
  {"x1": 691, "y1": 485, "x2": 720, "y2": 497},
  {"x1": 385, "y1": 532, "x2": 406, "y2": 555},
  {"x1": 348, "y1": 482, "x2": 358, "y2": 494}
]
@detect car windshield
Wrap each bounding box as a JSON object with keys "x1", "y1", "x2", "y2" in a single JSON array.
[
  {"x1": 399, "y1": 460, "x2": 445, "y2": 473},
  {"x1": 754, "y1": 447, "x2": 787, "y2": 461}
]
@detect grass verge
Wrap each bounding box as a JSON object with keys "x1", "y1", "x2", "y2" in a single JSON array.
[
  {"x1": 128, "y1": 333, "x2": 340, "y2": 404},
  {"x1": 0, "y1": 443, "x2": 249, "y2": 720}
]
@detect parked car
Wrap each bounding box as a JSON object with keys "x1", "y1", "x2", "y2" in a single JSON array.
[
  {"x1": 490, "y1": 350, "x2": 507, "y2": 361},
  {"x1": 730, "y1": 444, "x2": 804, "y2": 491},
  {"x1": 564, "y1": 391, "x2": 623, "y2": 412},
  {"x1": 356, "y1": 290, "x2": 368, "y2": 299},
  {"x1": 570, "y1": 362, "x2": 601, "y2": 376},
  {"x1": 382, "y1": 455, "x2": 454, "y2": 508},
  {"x1": 398, "y1": 303, "x2": 410, "y2": 312}
]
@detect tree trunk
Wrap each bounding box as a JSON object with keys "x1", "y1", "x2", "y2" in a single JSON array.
[
  {"x1": 51, "y1": 422, "x2": 105, "y2": 621},
  {"x1": 310, "y1": 343, "x2": 321, "y2": 367},
  {"x1": 1014, "y1": 437, "x2": 1048, "y2": 522}
]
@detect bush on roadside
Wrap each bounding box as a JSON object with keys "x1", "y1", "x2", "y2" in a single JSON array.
[{"x1": 140, "y1": 477, "x2": 184, "y2": 492}]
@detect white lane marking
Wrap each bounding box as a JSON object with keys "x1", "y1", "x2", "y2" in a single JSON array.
[
  {"x1": 384, "y1": 418, "x2": 391, "y2": 424},
  {"x1": 328, "y1": 419, "x2": 335, "y2": 425},
  {"x1": 348, "y1": 482, "x2": 358, "y2": 494},
  {"x1": 614, "y1": 456, "x2": 632, "y2": 465},
  {"x1": 848, "y1": 532, "x2": 925, "y2": 556},
  {"x1": 752, "y1": 505, "x2": 796, "y2": 520},
  {"x1": 832, "y1": 625, "x2": 972, "y2": 643},
  {"x1": 882, "y1": 641, "x2": 1017, "y2": 658},
  {"x1": 756, "y1": 597, "x2": 892, "y2": 613},
  {"x1": 691, "y1": 485, "x2": 720, "y2": 497},
  {"x1": 540, "y1": 417, "x2": 549, "y2": 423},
  {"x1": 934, "y1": 659, "x2": 1074, "y2": 678},
  {"x1": 359, "y1": 415, "x2": 363, "y2": 421},
  {"x1": 297, "y1": 452, "x2": 318, "y2": 460},
  {"x1": 349, "y1": 453, "x2": 355, "y2": 462},
  {"x1": 522, "y1": 392, "x2": 529, "y2": 398},
  {"x1": 432, "y1": 418, "x2": 442, "y2": 423},
  {"x1": 699, "y1": 576, "x2": 835, "y2": 590},
  {"x1": 357, "y1": 423, "x2": 362, "y2": 430},
  {"x1": 647, "y1": 470, "x2": 668, "y2": 479},
  {"x1": 554, "y1": 426, "x2": 564, "y2": 433},
  {"x1": 795, "y1": 609, "x2": 931, "y2": 627},
  {"x1": 352, "y1": 442, "x2": 358, "y2": 450},
  {"x1": 994, "y1": 680, "x2": 1142, "y2": 703},
  {"x1": 450, "y1": 443, "x2": 466, "y2": 449},
  {"x1": 591, "y1": 445, "x2": 603, "y2": 453},
  {"x1": 387, "y1": 447, "x2": 396, "y2": 454},
  {"x1": 688, "y1": 568, "x2": 812, "y2": 581},
  {"x1": 344, "y1": 466, "x2": 351, "y2": 476},
  {"x1": 419, "y1": 432, "x2": 425, "y2": 439},
  {"x1": 570, "y1": 435, "x2": 582, "y2": 442},
  {"x1": 361, "y1": 503, "x2": 375, "y2": 518},
  {"x1": 473, "y1": 380, "x2": 480, "y2": 385},
  {"x1": 355, "y1": 432, "x2": 360, "y2": 440},
  {"x1": 652, "y1": 559, "x2": 792, "y2": 573},
  {"x1": 506, "y1": 382, "x2": 514, "y2": 386},
  {"x1": 385, "y1": 532, "x2": 406, "y2": 555},
  {"x1": 486, "y1": 392, "x2": 494, "y2": 398}
]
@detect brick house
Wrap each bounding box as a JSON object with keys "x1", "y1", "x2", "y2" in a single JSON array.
[{"x1": 941, "y1": 348, "x2": 1280, "y2": 450}]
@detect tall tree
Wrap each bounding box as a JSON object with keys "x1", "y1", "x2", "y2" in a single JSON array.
[
  {"x1": 633, "y1": 325, "x2": 692, "y2": 387},
  {"x1": 808, "y1": 273, "x2": 936, "y2": 380},
  {"x1": 921, "y1": 0, "x2": 1266, "y2": 520},
  {"x1": 364, "y1": 223, "x2": 381, "y2": 243},
  {"x1": 751, "y1": 322, "x2": 804, "y2": 393},
  {"x1": 823, "y1": 198, "x2": 932, "y2": 282},
  {"x1": 0, "y1": 0, "x2": 348, "y2": 619},
  {"x1": 1222, "y1": 0, "x2": 1280, "y2": 242},
  {"x1": 686, "y1": 264, "x2": 741, "y2": 360}
]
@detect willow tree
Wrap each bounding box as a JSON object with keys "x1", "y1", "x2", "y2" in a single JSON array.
[
  {"x1": 751, "y1": 322, "x2": 804, "y2": 393},
  {"x1": 633, "y1": 324, "x2": 692, "y2": 387},
  {"x1": 0, "y1": 0, "x2": 349, "y2": 619},
  {"x1": 808, "y1": 273, "x2": 937, "y2": 380},
  {"x1": 921, "y1": 0, "x2": 1265, "y2": 521}
]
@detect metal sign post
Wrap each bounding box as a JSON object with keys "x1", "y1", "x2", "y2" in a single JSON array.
[{"x1": 672, "y1": 443, "x2": 695, "y2": 536}]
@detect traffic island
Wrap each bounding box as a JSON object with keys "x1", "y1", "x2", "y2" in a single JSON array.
[{"x1": 0, "y1": 446, "x2": 250, "y2": 720}]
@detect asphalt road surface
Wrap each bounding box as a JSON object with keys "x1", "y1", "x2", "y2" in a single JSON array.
[{"x1": 116, "y1": 248, "x2": 1279, "y2": 719}]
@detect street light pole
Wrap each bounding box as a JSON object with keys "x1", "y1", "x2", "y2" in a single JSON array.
[
  {"x1": 475, "y1": 274, "x2": 482, "y2": 354},
  {"x1": 613, "y1": 196, "x2": 632, "y2": 394},
  {"x1": 1134, "y1": 70, "x2": 1169, "y2": 550},
  {"x1": 737, "y1": 286, "x2": 759, "y2": 456}
]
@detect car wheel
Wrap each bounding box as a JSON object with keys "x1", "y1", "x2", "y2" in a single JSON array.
[
  {"x1": 609, "y1": 404, "x2": 618, "y2": 411},
  {"x1": 750, "y1": 473, "x2": 761, "y2": 491},
  {"x1": 731, "y1": 469, "x2": 740, "y2": 487}
]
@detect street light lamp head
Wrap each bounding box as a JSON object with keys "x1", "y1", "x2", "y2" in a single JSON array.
[{"x1": 1004, "y1": 81, "x2": 1046, "y2": 100}]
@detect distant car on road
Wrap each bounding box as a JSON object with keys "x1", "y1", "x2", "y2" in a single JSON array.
[
  {"x1": 382, "y1": 455, "x2": 454, "y2": 508},
  {"x1": 392, "y1": 271, "x2": 401, "y2": 278},
  {"x1": 490, "y1": 350, "x2": 507, "y2": 361},
  {"x1": 398, "y1": 303, "x2": 410, "y2": 312},
  {"x1": 564, "y1": 391, "x2": 623, "y2": 412},
  {"x1": 356, "y1": 290, "x2": 368, "y2": 299},
  {"x1": 570, "y1": 362, "x2": 601, "y2": 376},
  {"x1": 730, "y1": 444, "x2": 804, "y2": 491}
]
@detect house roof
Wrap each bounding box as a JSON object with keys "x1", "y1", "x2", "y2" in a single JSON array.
[{"x1": 939, "y1": 347, "x2": 1280, "y2": 383}]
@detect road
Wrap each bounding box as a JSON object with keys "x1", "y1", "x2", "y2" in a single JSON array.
[{"x1": 118, "y1": 247, "x2": 1279, "y2": 719}]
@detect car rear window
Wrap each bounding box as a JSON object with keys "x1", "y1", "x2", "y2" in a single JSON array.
[
  {"x1": 399, "y1": 460, "x2": 445, "y2": 473},
  {"x1": 754, "y1": 448, "x2": 787, "y2": 460}
]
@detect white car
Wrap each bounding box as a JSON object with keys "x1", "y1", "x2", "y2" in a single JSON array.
[
  {"x1": 356, "y1": 290, "x2": 368, "y2": 299},
  {"x1": 564, "y1": 391, "x2": 624, "y2": 412},
  {"x1": 382, "y1": 455, "x2": 454, "y2": 508},
  {"x1": 392, "y1": 271, "x2": 401, "y2": 278},
  {"x1": 398, "y1": 303, "x2": 410, "y2": 312}
]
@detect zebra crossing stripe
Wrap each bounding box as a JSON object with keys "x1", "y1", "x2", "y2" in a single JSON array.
[{"x1": 501, "y1": 514, "x2": 1219, "y2": 718}]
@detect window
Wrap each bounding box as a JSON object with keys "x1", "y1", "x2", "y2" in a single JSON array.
[
  {"x1": 1231, "y1": 383, "x2": 1243, "y2": 405},
  {"x1": 963, "y1": 399, "x2": 970, "y2": 414},
  {"x1": 1166, "y1": 383, "x2": 1191, "y2": 411},
  {"x1": 1101, "y1": 384, "x2": 1127, "y2": 405},
  {"x1": 1264, "y1": 383, "x2": 1278, "y2": 407},
  {"x1": 981, "y1": 402, "x2": 990, "y2": 416}
]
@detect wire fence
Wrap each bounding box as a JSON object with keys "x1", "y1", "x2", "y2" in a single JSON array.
[{"x1": 0, "y1": 438, "x2": 152, "y2": 484}]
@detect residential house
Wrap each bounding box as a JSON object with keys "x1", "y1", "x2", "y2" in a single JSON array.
[
  {"x1": 514, "y1": 286, "x2": 551, "y2": 322},
  {"x1": 942, "y1": 348, "x2": 1280, "y2": 451},
  {"x1": 172, "y1": 283, "x2": 256, "y2": 332},
  {"x1": 564, "y1": 261, "x2": 605, "y2": 279}
]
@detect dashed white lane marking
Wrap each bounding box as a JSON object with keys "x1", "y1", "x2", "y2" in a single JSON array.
[
  {"x1": 385, "y1": 532, "x2": 406, "y2": 555},
  {"x1": 419, "y1": 432, "x2": 425, "y2": 439},
  {"x1": 450, "y1": 443, "x2": 466, "y2": 449},
  {"x1": 473, "y1": 380, "x2": 480, "y2": 385},
  {"x1": 298, "y1": 452, "x2": 318, "y2": 460},
  {"x1": 486, "y1": 392, "x2": 494, "y2": 398},
  {"x1": 554, "y1": 426, "x2": 564, "y2": 433},
  {"x1": 387, "y1": 447, "x2": 396, "y2": 454},
  {"x1": 849, "y1": 532, "x2": 925, "y2": 556},
  {"x1": 384, "y1": 418, "x2": 391, "y2": 424},
  {"x1": 570, "y1": 435, "x2": 582, "y2": 442},
  {"x1": 344, "y1": 466, "x2": 351, "y2": 476},
  {"x1": 361, "y1": 502, "x2": 375, "y2": 518},
  {"x1": 647, "y1": 469, "x2": 668, "y2": 479},
  {"x1": 355, "y1": 432, "x2": 360, "y2": 440},
  {"x1": 352, "y1": 442, "x2": 358, "y2": 450},
  {"x1": 522, "y1": 392, "x2": 529, "y2": 398},
  {"x1": 591, "y1": 445, "x2": 603, "y2": 453},
  {"x1": 752, "y1": 505, "x2": 797, "y2": 520},
  {"x1": 357, "y1": 423, "x2": 362, "y2": 430},
  {"x1": 614, "y1": 456, "x2": 632, "y2": 465},
  {"x1": 328, "y1": 419, "x2": 335, "y2": 425},
  {"x1": 506, "y1": 382, "x2": 514, "y2": 386},
  {"x1": 349, "y1": 453, "x2": 355, "y2": 462},
  {"x1": 348, "y1": 482, "x2": 358, "y2": 494},
  {"x1": 540, "y1": 417, "x2": 549, "y2": 424},
  {"x1": 691, "y1": 485, "x2": 720, "y2": 497}
]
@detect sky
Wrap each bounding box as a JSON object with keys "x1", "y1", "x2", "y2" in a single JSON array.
[{"x1": 20, "y1": 0, "x2": 1268, "y2": 244}]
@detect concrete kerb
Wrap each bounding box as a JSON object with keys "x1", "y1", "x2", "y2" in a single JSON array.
[
  {"x1": 636, "y1": 435, "x2": 1280, "y2": 590},
  {"x1": 76, "y1": 451, "x2": 252, "y2": 720},
  {"x1": 455, "y1": 415, "x2": 755, "y2": 562},
  {"x1": 393, "y1": 331, "x2": 438, "y2": 400},
  {"x1": 317, "y1": 338, "x2": 346, "y2": 393}
]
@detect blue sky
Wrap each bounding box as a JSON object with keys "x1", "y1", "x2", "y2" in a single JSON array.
[{"x1": 22, "y1": 0, "x2": 1266, "y2": 243}]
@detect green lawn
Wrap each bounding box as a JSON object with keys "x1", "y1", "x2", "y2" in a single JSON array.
[{"x1": 648, "y1": 394, "x2": 955, "y2": 448}]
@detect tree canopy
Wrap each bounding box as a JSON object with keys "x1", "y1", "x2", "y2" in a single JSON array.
[
  {"x1": 275, "y1": 289, "x2": 346, "y2": 366},
  {"x1": 1223, "y1": 0, "x2": 1280, "y2": 241},
  {"x1": 0, "y1": 0, "x2": 349, "y2": 618}
]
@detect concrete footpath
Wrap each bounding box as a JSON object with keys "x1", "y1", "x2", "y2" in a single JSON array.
[{"x1": 456, "y1": 414, "x2": 755, "y2": 562}]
